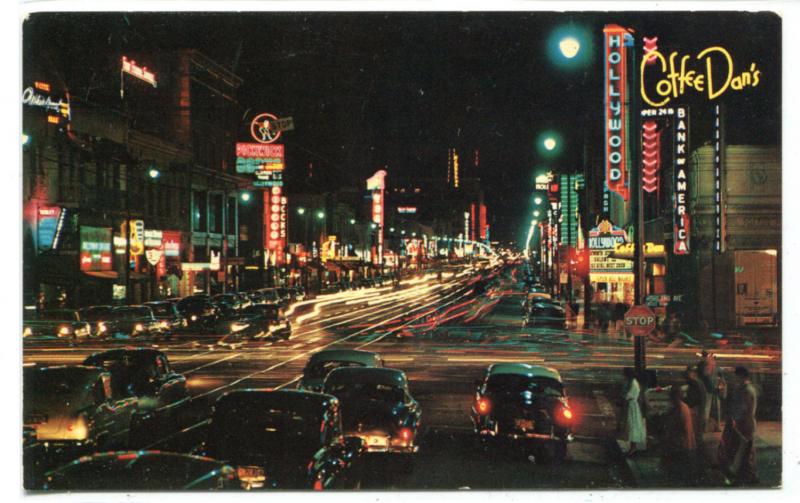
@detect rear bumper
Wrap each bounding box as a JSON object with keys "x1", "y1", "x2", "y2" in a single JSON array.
[{"x1": 348, "y1": 432, "x2": 419, "y2": 454}]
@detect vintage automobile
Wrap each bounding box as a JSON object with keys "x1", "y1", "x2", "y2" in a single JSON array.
[
  {"x1": 107, "y1": 306, "x2": 166, "y2": 338},
  {"x1": 144, "y1": 301, "x2": 187, "y2": 336},
  {"x1": 83, "y1": 348, "x2": 189, "y2": 447},
  {"x1": 257, "y1": 287, "x2": 290, "y2": 308},
  {"x1": 323, "y1": 367, "x2": 421, "y2": 455},
  {"x1": 219, "y1": 303, "x2": 291, "y2": 344},
  {"x1": 471, "y1": 363, "x2": 574, "y2": 461},
  {"x1": 23, "y1": 309, "x2": 92, "y2": 342},
  {"x1": 78, "y1": 305, "x2": 117, "y2": 337},
  {"x1": 199, "y1": 389, "x2": 365, "y2": 489},
  {"x1": 41, "y1": 451, "x2": 244, "y2": 491},
  {"x1": 298, "y1": 349, "x2": 383, "y2": 393},
  {"x1": 523, "y1": 301, "x2": 567, "y2": 329},
  {"x1": 23, "y1": 365, "x2": 138, "y2": 453},
  {"x1": 176, "y1": 295, "x2": 221, "y2": 332}
]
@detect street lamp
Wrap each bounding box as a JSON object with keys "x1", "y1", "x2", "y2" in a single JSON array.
[
  {"x1": 543, "y1": 137, "x2": 557, "y2": 151},
  {"x1": 370, "y1": 222, "x2": 377, "y2": 230},
  {"x1": 316, "y1": 210, "x2": 325, "y2": 220},
  {"x1": 240, "y1": 191, "x2": 251, "y2": 202},
  {"x1": 534, "y1": 196, "x2": 543, "y2": 205},
  {"x1": 349, "y1": 218, "x2": 356, "y2": 225},
  {"x1": 148, "y1": 168, "x2": 160, "y2": 179},
  {"x1": 297, "y1": 207, "x2": 306, "y2": 215},
  {"x1": 533, "y1": 210, "x2": 541, "y2": 218},
  {"x1": 559, "y1": 37, "x2": 581, "y2": 59}
]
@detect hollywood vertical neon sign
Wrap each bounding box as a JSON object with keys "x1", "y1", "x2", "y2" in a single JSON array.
[{"x1": 604, "y1": 25, "x2": 632, "y2": 201}]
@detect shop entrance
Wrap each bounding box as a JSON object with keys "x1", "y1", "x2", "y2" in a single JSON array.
[{"x1": 734, "y1": 250, "x2": 778, "y2": 326}]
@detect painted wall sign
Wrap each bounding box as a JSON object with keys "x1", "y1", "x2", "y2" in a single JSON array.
[
  {"x1": 121, "y1": 56, "x2": 156, "y2": 87},
  {"x1": 673, "y1": 106, "x2": 690, "y2": 255},
  {"x1": 604, "y1": 25, "x2": 633, "y2": 201},
  {"x1": 714, "y1": 104, "x2": 726, "y2": 253},
  {"x1": 250, "y1": 113, "x2": 282, "y2": 144},
  {"x1": 640, "y1": 46, "x2": 761, "y2": 107}
]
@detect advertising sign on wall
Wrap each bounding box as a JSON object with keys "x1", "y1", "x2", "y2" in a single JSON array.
[
  {"x1": 673, "y1": 106, "x2": 690, "y2": 255},
  {"x1": 37, "y1": 206, "x2": 63, "y2": 252},
  {"x1": 604, "y1": 25, "x2": 633, "y2": 201},
  {"x1": 263, "y1": 186, "x2": 287, "y2": 265},
  {"x1": 80, "y1": 226, "x2": 113, "y2": 272},
  {"x1": 236, "y1": 143, "x2": 285, "y2": 187}
]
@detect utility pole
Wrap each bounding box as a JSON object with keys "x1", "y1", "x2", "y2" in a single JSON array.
[{"x1": 630, "y1": 41, "x2": 647, "y2": 378}]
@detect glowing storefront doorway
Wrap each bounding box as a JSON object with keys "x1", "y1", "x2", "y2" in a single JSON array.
[{"x1": 734, "y1": 250, "x2": 778, "y2": 326}]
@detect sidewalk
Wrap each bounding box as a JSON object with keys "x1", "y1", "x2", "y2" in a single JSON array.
[{"x1": 615, "y1": 421, "x2": 781, "y2": 488}]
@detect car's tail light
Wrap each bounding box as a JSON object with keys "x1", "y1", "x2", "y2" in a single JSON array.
[
  {"x1": 398, "y1": 427, "x2": 412, "y2": 441},
  {"x1": 313, "y1": 478, "x2": 323, "y2": 491},
  {"x1": 476, "y1": 397, "x2": 491, "y2": 415}
]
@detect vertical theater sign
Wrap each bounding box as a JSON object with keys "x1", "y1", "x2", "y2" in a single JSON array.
[
  {"x1": 604, "y1": 24, "x2": 633, "y2": 202},
  {"x1": 367, "y1": 170, "x2": 387, "y2": 266}
]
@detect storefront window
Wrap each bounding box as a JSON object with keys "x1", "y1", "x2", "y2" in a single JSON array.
[
  {"x1": 192, "y1": 190, "x2": 207, "y2": 232},
  {"x1": 735, "y1": 250, "x2": 779, "y2": 326}
]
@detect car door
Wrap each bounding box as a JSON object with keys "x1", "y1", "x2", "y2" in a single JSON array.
[
  {"x1": 92, "y1": 373, "x2": 137, "y2": 448},
  {"x1": 154, "y1": 355, "x2": 187, "y2": 407}
]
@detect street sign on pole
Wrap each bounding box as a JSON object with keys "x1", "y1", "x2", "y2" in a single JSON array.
[
  {"x1": 624, "y1": 305, "x2": 656, "y2": 336},
  {"x1": 273, "y1": 117, "x2": 294, "y2": 132}
]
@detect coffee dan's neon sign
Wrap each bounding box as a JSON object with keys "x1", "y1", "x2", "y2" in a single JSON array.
[{"x1": 641, "y1": 46, "x2": 761, "y2": 107}]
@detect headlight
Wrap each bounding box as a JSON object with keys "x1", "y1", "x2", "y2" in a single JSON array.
[
  {"x1": 23, "y1": 327, "x2": 32, "y2": 337},
  {"x1": 191, "y1": 315, "x2": 198, "y2": 321},
  {"x1": 58, "y1": 326, "x2": 72, "y2": 335},
  {"x1": 159, "y1": 321, "x2": 170, "y2": 329},
  {"x1": 134, "y1": 323, "x2": 145, "y2": 332},
  {"x1": 76, "y1": 326, "x2": 89, "y2": 337},
  {"x1": 97, "y1": 322, "x2": 107, "y2": 333}
]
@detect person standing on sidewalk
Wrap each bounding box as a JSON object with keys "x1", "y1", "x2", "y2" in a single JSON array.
[
  {"x1": 698, "y1": 353, "x2": 726, "y2": 432},
  {"x1": 662, "y1": 384, "x2": 697, "y2": 484},
  {"x1": 720, "y1": 366, "x2": 758, "y2": 485},
  {"x1": 684, "y1": 366, "x2": 708, "y2": 452},
  {"x1": 621, "y1": 367, "x2": 647, "y2": 455}
]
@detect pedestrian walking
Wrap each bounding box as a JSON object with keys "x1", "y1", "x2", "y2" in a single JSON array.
[
  {"x1": 698, "y1": 353, "x2": 727, "y2": 432},
  {"x1": 684, "y1": 366, "x2": 708, "y2": 454},
  {"x1": 621, "y1": 367, "x2": 647, "y2": 455},
  {"x1": 719, "y1": 366, "x2": 758, "y2": 485},
  {"x1": 662, "y1": 384, "x2": 697, "y2": 484}
]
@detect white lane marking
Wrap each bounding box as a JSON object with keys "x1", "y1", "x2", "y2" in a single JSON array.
[{"x1": 183, "y1": 353, "x2": 242, "y2": 375}]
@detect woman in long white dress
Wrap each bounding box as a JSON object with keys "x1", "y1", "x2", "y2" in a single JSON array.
[{"x1": 622, "y1": 367, "x2": 647, "y2": 454}]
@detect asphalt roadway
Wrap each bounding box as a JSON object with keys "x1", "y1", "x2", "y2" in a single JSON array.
[{"x1": 23, "y1": 265, "x2": 782, "y2": 489}]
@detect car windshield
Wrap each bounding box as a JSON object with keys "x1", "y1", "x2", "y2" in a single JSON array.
[
  {"x1": 209, "y1": 405, "x2": 321, "y2": 461},
  {"x1": 326, "y1": 382, "x2": 404, "y2": 403},
  {"x1": 307, "y1": 360, "x2": 365, "y2": 379},
  {"x1": 486, "y1": 375, "x2": 564, "y2": 397},
  {"x1": 531, "y1": 305, "x2": 563, "y2": 316},
  {"x1": 37, "y1": 310, "x2": 78, "y2": 321},
  {"x1": 147, "y1": 304, "x2": 175, "y2": 317},
  {"x1": 112, "y1": 307, "x2": 153, "y2": 319}
]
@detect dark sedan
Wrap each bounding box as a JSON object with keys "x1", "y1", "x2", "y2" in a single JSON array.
[
  {"x1": 471, "y1": 363, "x2": 574, "y2": 462},
  {"x1": 219, "y1": 303, "x2": 291, "y2": 345},
  {"x1": 323, "y1": 367, "x2": 421, "y2": 455},
  {"x1": 144, "y1": 301, "x2": 187, "y2": 337},
  {"x1": 176, "y1": 296, "x2": 220, "y2": 332},
  {"x1": 523, "y1": 301, "x2": 567, "y2": 328},
  {"x1": 41, "y1": 451, "x2": 243, "y2": 490},
  {"x1": 199, "y1": 389, "x2": 365, "y2": 489}
]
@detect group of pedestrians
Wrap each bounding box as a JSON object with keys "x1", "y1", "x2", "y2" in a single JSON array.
[{"x1": 619, "y1": 352, "x2": 759, "y2": 486}]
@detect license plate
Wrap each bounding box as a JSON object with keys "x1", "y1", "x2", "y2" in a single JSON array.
[
  {"x1": 364, "y1": 435, "x2": 388, "y2": 448},
  {"x1": 515, "y1": 419, "x2": 534, "y2": 430}
]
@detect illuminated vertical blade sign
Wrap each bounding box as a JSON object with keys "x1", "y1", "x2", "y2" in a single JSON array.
[
  {"x1": 643, "y1": 36, "x2": 658, "y2": 65},
  {"x1": 642, "y1": 121, "x2": 661, "y2": 193},
  {"x1": 714, "y1": 104, "x2": 726, "y2": 253},
  {"x1": 264, "y1": 187, "x2": 286, "y2": 265},
  {"x1": 673, "y1": 106, "x2": 690, "y2": 255},
  {"x1": 367, "y1": 170, "x2": 387, "y2": 266},
  {"x1": 604, "y1": 25, "x2": 632, "y2": 201}
]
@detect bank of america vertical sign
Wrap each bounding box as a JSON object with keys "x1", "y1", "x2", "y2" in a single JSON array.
[
  {"x1": 604, "y1": 25, "x2": 633, "y2": 202},
  {"x1": 673, "y1": 107, "x2": 690, "y2": 255}
]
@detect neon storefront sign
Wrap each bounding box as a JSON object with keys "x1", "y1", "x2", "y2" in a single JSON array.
[
  {"x1": 640, "y1": 46, "x2": 761, "y2": 107},
  {"x1": 121, "y1": 56, "x2": 157, "y2": 88},
  {"x1": 604, "y1": 25, "x2": 633, "y2": 201}
]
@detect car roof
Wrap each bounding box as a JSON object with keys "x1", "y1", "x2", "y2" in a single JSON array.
[
  {"x1": 325, "y1": 367, "x2": 406, "y2": 387},
  {"x1": 487, "y1": 363, "x2": 562, "y2": 382},
  {"x1": 25, "y1": 365, "x2": 104, "y2": 379},
  {"x1": 214, "y1": 389, "x2": 338, "y2": 413},
  {"x1": 83, "y1": 348, "x2": 163, "y2": 365},
  {"x1": 307, "y1": 349, "x2": 381, "y2": 366}
]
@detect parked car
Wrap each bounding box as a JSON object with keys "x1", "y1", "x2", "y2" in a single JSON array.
[
  {"x1": 108, "y1": 305, "x2": 167, "y2": 338},
  {"x1": 212, "y1": 293, "x2": 246, "y2": 316},
  {"x1": 23, "y1": 309, "x2": 91, "y2": 342},
  {"x1": 23, "y1": 365, "x2": 137, "y2": 453},
  {"x1": 323, "y1": 367, "x2": 421, "y2": 455},
  {"x1": 83, "y1": 348, "x2": 189, "y2": 447},
  {"x1": 78, "y1": 305, "x2": 118, "y2": 337},
  {"x1": 41, "y1": 451, "x2": 244, "y2": 491},
  {"x1": 219, "y1": 303, "x2": 291, "y2": 344},
  {"x1": 523, "y1": 301, "x2": 566, "y2": 328},
  {"x1": 199, "y1": 389, "x2": 365, "y2": 489},
  {"x1": 470, "y1": 363, "x2": 574, "y2": 462},
  {"x1": 289, "y1": 287, "x2": 306, "y2": 302},
  {"x1": 176, "y1": 295, "x2": 221, "y2": 332},
  {"x1": 299, "y1": 350, "x2": 383, "y2": 393},
  {"x1": 144, "y1": 301, "x2": 187, "y2": 336},
  {"x1": 257, "y1": 288, "x2": 289, "y2": 308}
]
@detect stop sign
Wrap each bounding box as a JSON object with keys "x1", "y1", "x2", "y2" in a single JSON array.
[{"x1": 624, "y1": 305, "x2": 657, "y2": 336}]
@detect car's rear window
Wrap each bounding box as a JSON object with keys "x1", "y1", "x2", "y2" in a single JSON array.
[{"x1": 486, "y1": 374, "x2": 563, "y2": 396}]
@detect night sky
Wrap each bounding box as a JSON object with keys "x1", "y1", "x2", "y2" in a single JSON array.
[{"x1": 24, "y1": 11, "x2": 781, "y2": 243}]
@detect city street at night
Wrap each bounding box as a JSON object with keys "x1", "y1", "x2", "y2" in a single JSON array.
[{"x1": 16, "y1": 5, "x2": 786, "y2": 495}]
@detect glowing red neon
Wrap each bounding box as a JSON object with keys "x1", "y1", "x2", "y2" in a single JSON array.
[
  {"x1": 642, "y1": 121, "x2": 661, "y2": 193},
  {"x1": 643, "y1": 36, "x2": 659, "y2": 66}
]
